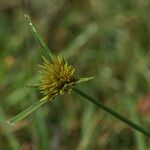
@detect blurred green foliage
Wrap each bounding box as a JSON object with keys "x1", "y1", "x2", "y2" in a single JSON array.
[{"x1": 0, "y1": 0, "x2": 150, "y2": 149}]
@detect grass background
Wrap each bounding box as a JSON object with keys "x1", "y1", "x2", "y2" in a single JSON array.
[{"x1": 0, "y1": 0, "x2": 150, "y2": 149}]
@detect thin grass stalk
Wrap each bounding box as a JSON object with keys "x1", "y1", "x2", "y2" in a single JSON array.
[{"x1": 72, "y1": 87, "x2": 150, "y2": 137}]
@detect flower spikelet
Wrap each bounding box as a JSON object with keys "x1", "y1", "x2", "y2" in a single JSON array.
[{"x1": 39, "y1": 55, "x2": 76, "y2": 101}]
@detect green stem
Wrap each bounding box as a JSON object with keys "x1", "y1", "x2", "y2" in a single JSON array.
[{"x1": 72, "y1": 87, "x2": 150, "y2": 137}]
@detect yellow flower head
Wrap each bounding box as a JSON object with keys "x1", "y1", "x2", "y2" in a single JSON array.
[{"x1": 39, "y1": 55, "x2": 76, "y2": 101}]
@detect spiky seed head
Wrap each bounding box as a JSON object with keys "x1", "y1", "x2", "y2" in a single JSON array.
[{"x1": 39, "y1": 55, "x2": 76, "y2": 101}]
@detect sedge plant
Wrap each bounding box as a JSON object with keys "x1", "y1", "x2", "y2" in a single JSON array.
[{"x1": 7, "y1": 15, "x2": 150, "y2": 138}]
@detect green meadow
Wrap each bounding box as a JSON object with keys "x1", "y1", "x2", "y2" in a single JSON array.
[{"x1": 0, "y1": 0, "x2": 150, "y2": 149}]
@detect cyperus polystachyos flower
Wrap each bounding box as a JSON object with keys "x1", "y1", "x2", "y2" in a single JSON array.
[
  {"x1": 39, "y1": 55, "x2": 76, "y2": 101},
  {"x1": 39, "y1": 55, "x2": 94, "y2": 101},
  {"x1": 7, "y1": 54, "x2": 94, "y2": 124}
]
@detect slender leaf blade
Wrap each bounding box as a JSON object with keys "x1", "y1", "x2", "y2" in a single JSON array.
[
  {"x1": 25, "y1": 14, "x2": 53, "y2": 59},
  {"x1": 7, "y1": 100, "x2": 47, "y2": 124},
  {"x1": 76, "y1": 77, "x2": 94, "y2": 84}
]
